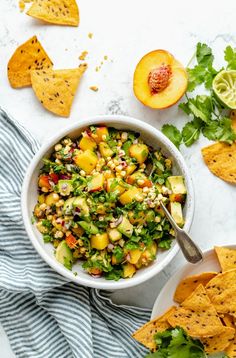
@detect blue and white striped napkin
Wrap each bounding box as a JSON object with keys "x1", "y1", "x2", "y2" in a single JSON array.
[{"x1": 0, "y1": 108, "x2": 151, "y2": 358}]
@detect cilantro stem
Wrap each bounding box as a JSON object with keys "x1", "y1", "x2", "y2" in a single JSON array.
[
  {"x1": 186, "y1": 50, "x2": 197, "y2": 68},
  {"x1": 184, "y1": 128, "x2": 199, "y2": 146}
]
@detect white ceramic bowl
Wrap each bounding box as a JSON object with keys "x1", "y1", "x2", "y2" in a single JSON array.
[{"x1": 21, "y1": 115, "x2": 195, "y2": 290}]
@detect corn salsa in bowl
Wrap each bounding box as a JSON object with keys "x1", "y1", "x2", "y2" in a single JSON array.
[{"x1": 33, "y1": 125, "x2": 186, "y2": 281}]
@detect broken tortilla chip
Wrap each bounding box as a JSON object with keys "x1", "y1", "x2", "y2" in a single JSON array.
[
  {"x1": 201, "y1": 326, "x2": 235, "y2": 353},
  {"x1": 201, "y1": 142, "x2": 236, "y2": 183},
  {"x1": 132, "y1": 306, "x2": 176, "y2": 351},
  {"x1": 8, "y1": 36, "x2": 53, "y2": 88},
  {"x1": 206, "y1": 269, "x2": 236, "y2": 318},
  {"x1": 215, "y1": 246, "x2": 236, "y2": 272},
  {"x1": 31, "y1": 64, "x2": 87, "y2": 117},
  {"x1": 174, "y1": 272, "x2": 217, "y2": 303},
  {"x1": 222, "y1": 314, "x2": 235, "y2": 328},
  {"x1": 168, "y1": 285, "x2": 223, "y2": 337},
  {"x1": 27, "y1": 0, "x2": 79, "y2": 27}
]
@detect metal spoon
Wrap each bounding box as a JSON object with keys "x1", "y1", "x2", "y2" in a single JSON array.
[{"x1": 159, "y1": 201, "x2": 203, "y2": 264}]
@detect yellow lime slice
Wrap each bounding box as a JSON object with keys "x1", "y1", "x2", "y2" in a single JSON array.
[{"x1": 213, "y1": 70, "x2": 236, "y2": 109}]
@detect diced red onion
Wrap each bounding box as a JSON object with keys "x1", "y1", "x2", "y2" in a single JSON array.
[
  {"x1": 107, "y1": 243, "x2": 114, "y2": 250},
  {"x1": 112, "y1": 215, "x2": 123, "y2": 228},
  {"x1": 126, "y1": 253, "x2": 131, "y2": 261}
]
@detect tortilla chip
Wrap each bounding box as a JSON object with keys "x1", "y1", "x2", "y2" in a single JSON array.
[
  {"x1": 206, "y1": 269, "x2": 236, "y2": 318},
  {"x1": 168, "y1": 284, "x2": 223, "y2": 337},
  {"x1": 215, "y1": 246, "x2": 236, "y2": 272},
  {"x1": 226, "y1": 333, "x2": 236, "y2": 358},
  {"x1": 201, "y1": 142, "x2": 236, "y2": 183},
  {"x1": 27, "y1": 0, "x2": 79, "y2": 27},
  {"x1": 31, "y1": 64, "x2": 87, "y2": 117},
  {"x1": 201, "y1": 326, "x2": 235, "y2": 353},
  {"x1": 174, "y1": 272, "x2": 218, "y2": 303},
  {"x1": 132, "y1": 306, "x2": 176, "y2": 351},
  {"x1": 8, "y1": 36, "x2": 53, "y2": 88},
  {"x1": 222, "y1": 314, "x2": 235, "y2": 328}
]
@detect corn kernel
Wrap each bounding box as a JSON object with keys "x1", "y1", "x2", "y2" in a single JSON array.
[
  {"x1": 80, "y1": 170, "x2": 86, "y2": 176},
  {"x1": 116, "y1": 165, "x2": 123, "y2": 172},
  {"x1": 41, "y1": 187, "x2": 49, "y2": 193},
  {"x1": 120, "y1": 171, "x2": 126, "y2": 177},
  {"x1": 137, "y1": 179, "x2": 145, "y2": 186},
  {"x1": 56, "y1": 199, "x2": 64, "y2": 207},
  {"x1": 142, "y1": 187, "x2": 149, "y2": 193},
  {"x1": 39, "y1": 203, "x2": 47, "y2": 211},
  {"x1": 121, "y1": 132, "x2": 128, "y2": 141},
  {"x1": 55, "y1": 144, "x2": 62, "y2": 152},
  {"x1": 55, "y1": 230, "x2": 64, "y2": 238}
]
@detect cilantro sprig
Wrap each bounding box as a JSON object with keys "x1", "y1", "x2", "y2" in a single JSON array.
[
  {"x1": 145, "y1": 327, "x2": 229, "y2": 358},
  {"x1": 161, "y1": 43, "x2": 236, "y2": 148}
]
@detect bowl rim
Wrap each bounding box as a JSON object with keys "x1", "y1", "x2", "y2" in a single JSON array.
[{"x1": 21, "y1": 114, "x2": 195, "y2": 290}]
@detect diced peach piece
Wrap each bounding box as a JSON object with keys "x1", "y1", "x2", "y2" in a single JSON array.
[
  {"x1": 104, "y1": 171, "x2": 115, "y2": 180},
  {"x1": 129, "y1": 144, "x2": 149, "y2": 164},
  {"x1": 123, "y1": 263, "x2": 136, "y2": 278},
  {"x1": 38, "y1": 175, "x2": 51, "y2": 189},
  {"x1": 91, "y1": 232, "x2": 109, "y2": 250},
  {"x1": 119, "y1": 186, "x2": 144, "y2": 205},
  {"x1": 127, "y1": 171, "x2": 152, "y2": 188},
  {"x1": 79, "y1": 135, "x2": 97, "y2": 151},
  {"x1": 88, "y1": 173, "x2": 104, "y2": 192},
  {"x1": 127, "y1": 249, "x2": 142, "y2": 265},
  {"x1": 74, "y1": 149, "x2": 98, "y2": 174},
  {"x1": 92, "y1": 127, "x2": 109, "y2": 144},
  {"x1": 126, "y1": 163, "x2": 137, "y2": 175}
]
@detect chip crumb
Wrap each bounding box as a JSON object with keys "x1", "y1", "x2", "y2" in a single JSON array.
[
  {"x1": 90, "y1": 86, "x2": 98, "y2": 92},
  {"x1": 95, "y1": 66, "x2": 100, "y2": 72},
  {"x1": 19, "y1": 0, "x2": 25, "y2": 12},
  {"x1": 104, "y1": 55, "x2": 108, "y2": 60},
  {"x1": 88, "y1": 32, "x2": 93, "y2": 39},
  {"x1": 79, "y1": 51, "x2": 88, "y2": 61}
]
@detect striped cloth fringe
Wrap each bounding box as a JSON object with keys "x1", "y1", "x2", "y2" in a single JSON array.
[{"x1": 0, "y1": 108, "x2": 151, "y2": 358}]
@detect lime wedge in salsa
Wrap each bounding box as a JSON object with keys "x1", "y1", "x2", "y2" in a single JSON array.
[{"x1": 213, "y1": 70, "x2": 236, "y2": 109}]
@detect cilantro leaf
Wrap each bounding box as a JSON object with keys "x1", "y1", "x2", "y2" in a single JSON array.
[
  {"x1": 196, "y1": 43, "x2": 214, "y2": 68},
  {"x1": 162, "y1": 124, "x2": 182, "y2": 149},
  {"x1": 182, "y1": 118, "x2": 203, "y2": 146},
  {"x1": 202, "y1": 117, "x2": 236, "y2": 144},
  {"x1": 187, "y1": 43, "x2": 216, "y2": 92},
  {"x1": 224, "y1": 45, "x2": 236, "y2": 70},
  {"x1": 146, "y1": 327, "x2": 206, "y2": 358},
  {"x1": 105, "y1": 268, "x2": 123, "y2": 281},
  {"x1": 187, "y1": 65, "x2": 207, "y2": 92},
  {"x1": 113, "y1": 246, "x2": 124, "y2": 262},
  {"x1": 180, "y1": 96, "x2": 213, "y2": 123}
]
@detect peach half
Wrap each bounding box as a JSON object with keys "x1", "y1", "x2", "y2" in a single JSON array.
[{"x1": 133, "y1": 50, "x2": 188, "y2": 109}]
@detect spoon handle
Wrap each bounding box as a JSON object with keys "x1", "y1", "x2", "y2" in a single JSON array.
[{"x1": 160, "y1": 201, "x2": 203, "y2": 264}]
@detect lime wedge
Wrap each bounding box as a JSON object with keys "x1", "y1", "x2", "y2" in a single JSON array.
[{"x1": 213, "y1": 70, "x2": 236, "y2": 109}]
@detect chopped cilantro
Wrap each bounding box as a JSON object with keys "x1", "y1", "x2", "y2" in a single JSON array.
[
  {"x1": 161, "y1": 43, "x2": 236, "y2": 147},
  {"x1": 43, "y1": 234, "x2": 54, "y2": 243},
  {"x1": 42, "y1": 219, "x2": 52, "y2": 229}
]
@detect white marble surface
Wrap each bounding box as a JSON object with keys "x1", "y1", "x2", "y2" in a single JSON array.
[{"x1": 1, "y1": 0, "x2": 236, "y2": 356}]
